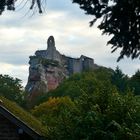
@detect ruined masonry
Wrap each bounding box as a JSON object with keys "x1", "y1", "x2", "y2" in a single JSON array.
[{"x1": 25, "y1": 36, "x2": 99, "y2": 100}]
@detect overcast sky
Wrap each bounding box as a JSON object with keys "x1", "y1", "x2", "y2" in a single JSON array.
[{"x1": 0, "y1": 0, "x2": 139, "y2": 86}]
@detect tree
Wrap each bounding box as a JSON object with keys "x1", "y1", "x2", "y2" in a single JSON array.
[
  {"x1": 0, "y1": 0, "x2": 42, "y2": 15},
  {"x1": 111, "y1": 66, "x2": 129, "y2": 93},
  {"x1": 72, "y1": 0, "x2": 140, "y2": 61},
  {"x1": 129, "y1": 70, "x2": 140, "y2": 95},
  {"x1": 0, "y1": 74, "x2": 24, "y2": 105},
  {"x1": 32, "y1": 96, "x2": 76, "y2": 139},
  {"x1": 32, "y1": 84, "x2": 140, "y2": 139},
  {"x1": 30, "y1": 68, "x2": 140, "y2": 139},
  {"x1": 33, "y1": 68, "x2": 114, "y2": 106}
]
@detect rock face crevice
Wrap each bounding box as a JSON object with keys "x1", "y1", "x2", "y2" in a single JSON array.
[{"x1": 25, "y1": 36, "x2": 99, "y2": 100}]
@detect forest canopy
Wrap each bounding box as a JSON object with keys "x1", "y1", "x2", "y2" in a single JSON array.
[{"x1": 0, "y1": 67, "x2": 139, "y2": 139}]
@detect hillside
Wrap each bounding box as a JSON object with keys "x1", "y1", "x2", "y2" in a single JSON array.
[
  {"x1": 31, "y1": 67, "x2": 140, "y2": 140},
  {"x1": 0, "y1": 67, "x2": 139, "y2": 140}
]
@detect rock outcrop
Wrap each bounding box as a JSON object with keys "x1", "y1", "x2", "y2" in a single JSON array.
[{"x1": 25, "y1": 36, "x2": 99, "y2": 100}]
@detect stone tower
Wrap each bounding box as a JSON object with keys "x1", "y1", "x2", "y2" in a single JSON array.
[
  {"x1": 47, "y1": 36, "x2": 55, "y2": 51},
  {"x1": 25, "y1": 36, "x2": 68, "y2": 102}
]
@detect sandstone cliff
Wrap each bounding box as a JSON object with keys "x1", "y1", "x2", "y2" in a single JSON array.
[{"x1": 25, "y1": 36, "x2": 99, "y2": 100}]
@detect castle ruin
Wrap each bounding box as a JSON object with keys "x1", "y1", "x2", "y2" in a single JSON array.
[{"x1": 25, "y1": 36, "x2": 99, "y2": 100}]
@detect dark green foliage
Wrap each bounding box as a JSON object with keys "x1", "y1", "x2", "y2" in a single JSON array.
[
  {"x1": 0, "y1": 67, "x2": 139, "y2": 139},
  {"x1": 32, "y1": 96, "x2": 77, "y2": 140},
  {"x1": 31, "y1": 67, "x2": 140, "y2": 139},
  {"x1": 34, "y1": 67, "x2": 140, "y2": 107},
  {"x1": 0, "y1": 74, "x2": 24, "y2": 105},
  {"x1": 129, "y1": 70, "x2": 140, "y2": 95},
  {"x1": 32, "y1": 84, "x2": 140, "y2": 140},
  {"x1": 34, "y1": 68, "x2": 114, "y2": 106},
  {"x1": 73, "y1": 0, "x2": 140, "y2": 61},
  {"x1": 111, "y1": 66, "x2": 129, "y2": 93}
]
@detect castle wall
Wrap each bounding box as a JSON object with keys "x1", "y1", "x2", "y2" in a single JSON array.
[
  {"x1": 72, "y1": 58, "x2": 82, "y2": 73},
  {"x1": 46, "y1": 49, "x2": 62, "y2": 63},
  {"x1": 83, "y1": 58, "x2": 94, "y2": 71},
  {"x1": 35, "y1": 50, "x2": 47, "y2": 58}
]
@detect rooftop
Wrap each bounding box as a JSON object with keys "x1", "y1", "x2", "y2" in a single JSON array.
[{"x1": 0, "y1": 96, "x2": 48, "y2": 139}]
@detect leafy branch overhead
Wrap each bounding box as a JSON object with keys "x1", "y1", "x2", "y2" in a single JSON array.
[
  {"x1": 0, "y1": 0, "x2": 43, "y2": 15},
  {"x1": 73, "y1": 0, "x2": 140, "y2": 61}
]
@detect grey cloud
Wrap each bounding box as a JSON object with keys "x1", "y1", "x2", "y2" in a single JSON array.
[
  {"x1": 0, "y1": 0, "x2": 139, "y2": 85},
  {"x1": 0, "y1": 53, "x2": 28, "y2": 65}
]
